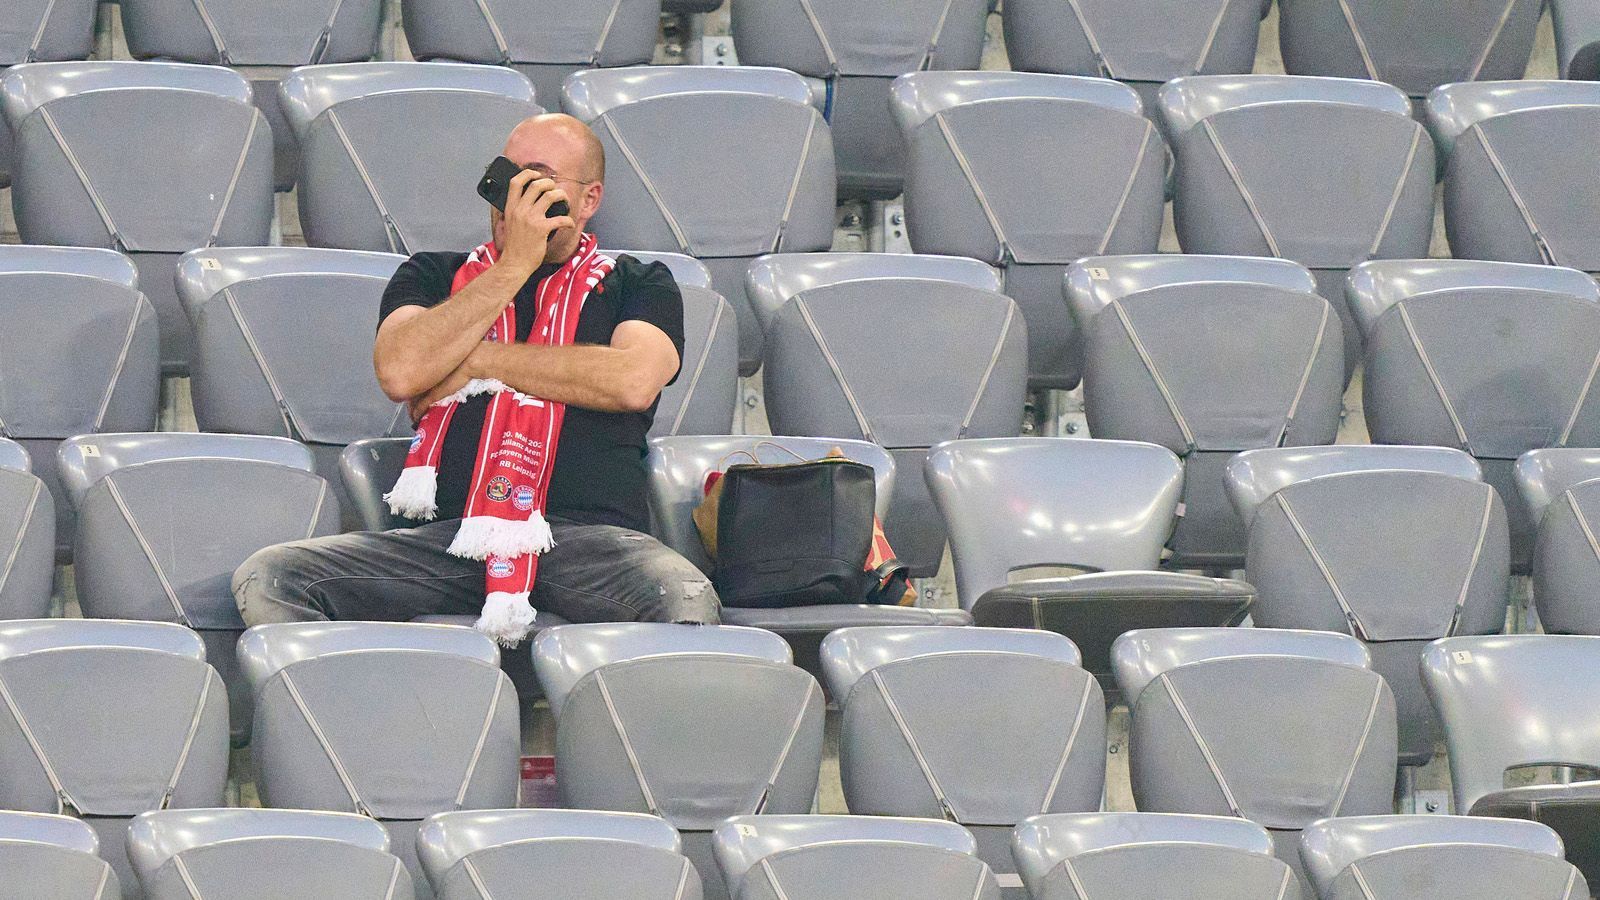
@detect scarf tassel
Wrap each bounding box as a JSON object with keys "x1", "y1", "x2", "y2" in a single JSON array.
[
  {"x1": 476, "y1": 591, "x2": 538, "y2": 647},
  {"x1": 448, "y1": 511, "x2": 555, "y2": 560},
  {"x1": 383, "y1": 466, "x2": 439, "y2": 520}
]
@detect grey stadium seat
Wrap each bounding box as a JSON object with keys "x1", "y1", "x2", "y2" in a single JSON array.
[
  {"x1": 531, "y1": 623, "x2": 825, "y2": 900},
  {"x1": 174, "y1": 246, "x2": 410, "y2": 493},
  {"x1": 0, "y1": 246, "x2": 159, "y2": 557},
  {"x1": 1226, "y1": 445, "x2": 1508, "y2": 768},
  {"x1": 1, "y1": 62, "x2": 275, "y2": 376},
  {"x1": 763, "y1": 274, "x2": 1027, "y2": 576},
  {"x1": 0, "y1": 439, "x2": 53, "y2": 620},
  {"x1": 563, "y1": 66, "x2": 837, "y2": 375},
  {"x1": 58, "y1": 433, "x2": 339, "y2": 743},
  {"x1": 1002, "y1": 0, "x2": 1264, "y2": 110},
  {"x1": 819, "y1": 626, "x2": 1105, "y2": 896},
  {"x1": 1278, "y1": 0, "x2": 1542, "y2": 99},
  {"x1": 118, "y1": 0, "x2": 385, "y2": 191},
  {"x1": 403, "y1": 0, "x2": 660, "y2": 109},
  {"x1": 714, "y1": 815, "x2": 1000, "y2": 900},
  {"x1": 1349, "y1": 258, "x2": 1600, "y2": 573},
  {"x1": 730, "y1": 0, "x2": 990, "y2": 200},
  {"x1": 0, "y1": 811, "x2": 120, "y2": 900},
  {"x1": 1517, "y1": 449, "x2": 1600, "y2": 634},
  {"x1": 1422, "y1": 634, "x2": 1600, "y2": 889},
  {"x1": 1113, "y1": 627, "x2": 1397, "y2": 889},
  {"x1": 240, "y1": 621, "x2": 520, "y2": 899},
  {"x1": 646, "y1": 436, "x2": 970, "y2": 679},
  {"x1": 1300, "y1": 815, "x2": 1584, "y2": 900},
  {"x1": 418, "y1": 809, "x2": 701, "y2": 900},
  {"x1": 127, "y1": 809, "x2": 408, "y2": 900},
  {"x1": 891, "y1": 71, "x2": 1167, "y2": 389},
  {"x1": 925, "y1": 437, "x2": 1254, "y2": 682},
  {"x1": 1554, "y1": 0, "x2": 1600, "y2": 81},
  {"x1": 279, "y1": 61, "x2": 542, "y2": 255},
  {"x1": 0, "y1": 0, "x2": 96, "y2": 188},
  {"x1": 1158, "y1": 75, "x2": 1434, "y2": 375},
  {"x1": 1428, "y1": 81, "x2": 1600, "y2": 274},
  {"x1": 1011, "y1": 812, "x2": 1300, "y2": 900},
  {"x1": 0, "y1": 620, "x2": 229, "y2": 899},
  {"x1": 649, "y1": 280, "x2": 738, "y2": 440},
  {"x1": 1067, "y1": 255, "x2": 1344, "y2": 569}
]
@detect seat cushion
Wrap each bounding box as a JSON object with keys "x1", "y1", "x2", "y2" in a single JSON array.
[
  {"x1": 720, "y1": 605, "x2": 973, "y2": 685},
  {"x1": 1472, "y1": 781, "x2": 1600, "y2": 893},
  {"x1": 972, "y1": 571, "x2": 1255, "y2": 680}
]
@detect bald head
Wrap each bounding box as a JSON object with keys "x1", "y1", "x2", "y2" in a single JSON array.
[{"x1": 502, "y1": 113, "x2": 605, "y2": 184}]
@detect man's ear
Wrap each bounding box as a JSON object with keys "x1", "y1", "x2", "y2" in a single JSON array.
[{"x1": 583, "y1": 181, "x2": 604, "y2": 219}]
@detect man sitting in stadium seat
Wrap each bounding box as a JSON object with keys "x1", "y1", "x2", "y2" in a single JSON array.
[{"x1": 232, "y1": 113, "x2": 720, "y2": 642}]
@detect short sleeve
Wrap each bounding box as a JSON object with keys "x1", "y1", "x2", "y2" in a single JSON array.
[
  {"x1": 612, "y1": 256, "x2": 687, "y2": 384},
  {"x1": 377, "y1": 251, "x2": 467, "y2": 331}
]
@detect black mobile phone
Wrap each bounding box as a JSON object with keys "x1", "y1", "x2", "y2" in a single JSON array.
[{"x1": 477, "y1": 156, "x2": 571, "y2": 218}]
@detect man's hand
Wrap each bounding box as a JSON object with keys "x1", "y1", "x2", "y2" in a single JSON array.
[{"x1": 498, "y1": 170, "x2": 578, "y2": 271}]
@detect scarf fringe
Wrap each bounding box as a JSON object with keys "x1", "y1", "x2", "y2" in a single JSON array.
[
  {"x1": 440, "y1": 377, "x2": 509, "y2": 406},
  {"x1": 383, "y1": 465, "x2": 439, "y2": 520},
  {"x1": 448, "y1": 511, "x2": 555, "y2": 560},
  {"x1": 475, "y1": 591, "x2": 538, "y2": 647}
]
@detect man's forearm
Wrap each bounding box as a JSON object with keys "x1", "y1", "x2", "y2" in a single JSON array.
[
  {"x1": 374, "y1": 260, "x2": 535, "y2": 401},
  {"x1": 467, "y1": 342, "x2": 662, "y2": 413}
]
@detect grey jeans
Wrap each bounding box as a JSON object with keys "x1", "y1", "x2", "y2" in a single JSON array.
[{"x1": 232, "y1": 516, "x2": 721, "y2": 627}]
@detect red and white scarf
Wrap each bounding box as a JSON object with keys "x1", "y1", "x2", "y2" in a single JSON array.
[{"x1": 384, "y1": 233, "x2": 614, "y2": 645}]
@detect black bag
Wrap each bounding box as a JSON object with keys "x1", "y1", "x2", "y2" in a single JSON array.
[{"x1": 711, "y1": 456, "x2": 879, "y2": 608}]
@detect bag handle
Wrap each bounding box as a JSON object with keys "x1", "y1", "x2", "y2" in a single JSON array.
[{"x1": 717, "y1": 441, "x2": 812, "y2": 470}]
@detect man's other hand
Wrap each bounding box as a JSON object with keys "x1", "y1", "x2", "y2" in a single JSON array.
[{"x1": 499, "y1": 170, "x2": 578, "y2": 271}]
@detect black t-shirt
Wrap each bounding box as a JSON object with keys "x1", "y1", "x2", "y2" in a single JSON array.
[{"x1": 379, "y1": 251, "x2": 684, "y2": 531}]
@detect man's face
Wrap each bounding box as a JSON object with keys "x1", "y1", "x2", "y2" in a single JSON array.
[{"x1": 489, "y1": 119, "x2": 604, "y2": 265}]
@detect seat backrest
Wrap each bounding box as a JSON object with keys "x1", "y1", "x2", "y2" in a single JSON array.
[
  {"x1": 1229, "y1": 450, "x2": 1508, "y2": 641},
  {"x1": 0, "y1": 247, "x2": 159, "y2": 441},
  {"x1": 892, "y1": 71, "x2": 1166, "y2": 267},
  {"x1": 0, "y1": 438, "x2": 29, "y2": 473},
  {"x1": 1351, "y1": 260, "x2": 1600, "y2": 459},
  {"x1": 714, "y1": 815, "x2": 996, "y2": 900},
  {"x1": 820, "y1": 626, "x2": 1104, "y2": 825},
  {"x1": 417, "y1": 809, "x2": 698, "y2": 900},
  {"x1": 744, "y1": 251, "x2": 1002, "y2": 337},
  {"x1": 1068, "y1": 255, "x2": 1343, "y2": 453},
  {"x1": 730, "y1": 0, "x2": 989, "y2": 78},
  {"x1": 0, "y1": 0, "x2": 97, "y2": 64},
  {"x1": 1422, "y1": 635, "x2": 1600, "y2": 814},
  {"x1": 1553, "y1": 0, "x2": 1600, "y2": 80},
  {"x1": 0, "y1": 619, "x2": 229, "y2": 818},
  {"x1": 1011, "y1": 812, "x2": 1295, "y2": 900},
  {"x1": 239, "y1": 621, "x2": 519, "y2": 820},
  {"x1": 1428, "y1": 81, "x2": 1600, "y2": 272},
  {"x1": 1226, "y1": 445, "x2": 1484, "y2": 522},
  {"x1": 606, "y1": 250, "x2": 713, "y2": 290},
  {"x1": 279, "y1": 62, "x2": 541, "y2": 254},
  {"x1": 120, "y1": 0, "x2": 385, "y2": 66},
  {"x1": 0, "y1": 811, "x2": 117, "y2": 900},
  {"x1": 1159, "y1": 74, "x2": 1434, "y2": 269},
  {"x1": 1003, "y1": 0, "x2": 1263, "y2": 84},
  {"x1": 1, "y1": 61, "x2": 274, "y2": 252},
  {"x1": 650, "y1": 283, "x2": 738, "y2": 439},
  {"x1": 128, "y1": 809, "x2": 406, "y2": 900},
  {"x1": 339, "y1": 437, "x2": 411, "y2": 531},
  {"x1": 563, "y1": 66, "x2": 837, "y2": 261},
  {"x1": 175, "y1": 247, "x2": 409, "y2": 447},
  {"x1": 532, "y1": 622, "x2": 823, "y2": 830},
  {"x1": 1299, "y1": 814, "x2": 1568, "y2": 898},
  {"x1": 403, "y1": 0, "x2": 659, "y2": 68},
  {"x1": 0, "y1": 461, "x2": 54, "y2": 620},
  {"x1": 1278, "y1": 0, "x2": 1542, "y2": 97},
  {"x1": 762, "y1": 279, "x2": 1026, "y2": 450},
  {"x1": 645, "y1": 436, "x2": 895, "y2": 575},
  {"x1": 60, "y1": 434, "x2": 337, "y2": 629},
  {"x1": 1514, "y1": 448, "x2": 1600, "y2": 528},
  {"x1": 1112, "y1": 628, "x2": 1396, "y2": 830},
  {"x1": 925, "y1": 437, "x2": 1184, "y2": 608}
]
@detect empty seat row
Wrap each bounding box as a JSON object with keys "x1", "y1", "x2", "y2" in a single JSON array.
[
  {"x1": 2, "y1": 620, "x2": 1599, "y2": 898},
  {"x1": 6, "y1": 61, "x2": 1599, "y2": 384}
]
